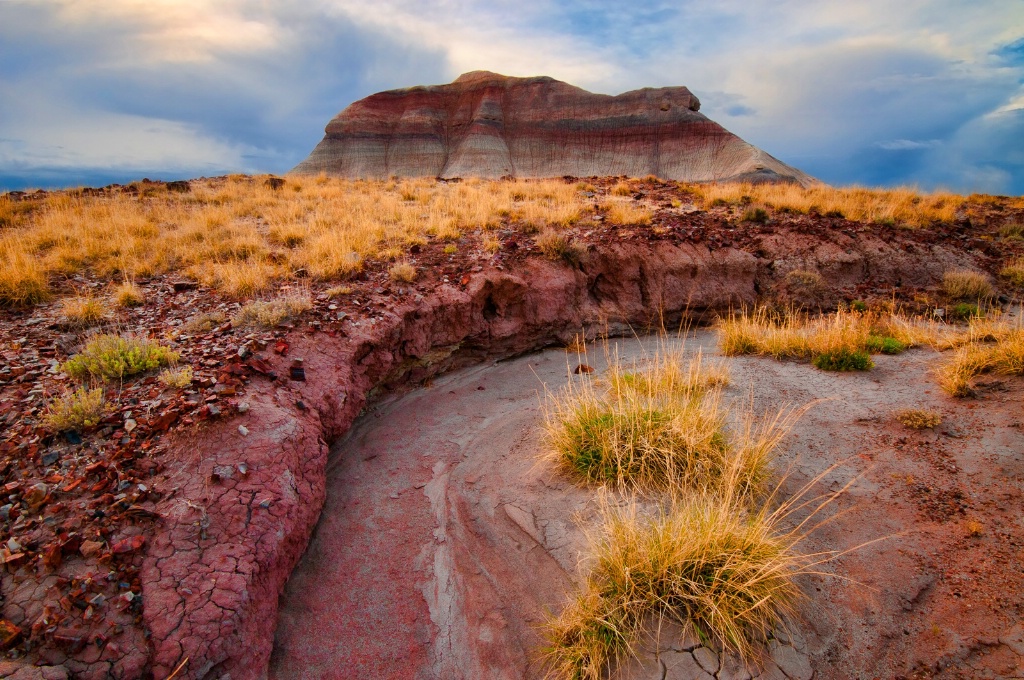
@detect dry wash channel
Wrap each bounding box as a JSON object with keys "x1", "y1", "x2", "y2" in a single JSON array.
[{"x1": 269, "y1": 333, "x2": 1024, "y2": 679}]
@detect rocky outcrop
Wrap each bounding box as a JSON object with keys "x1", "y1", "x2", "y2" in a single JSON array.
[{"x1": 292, "y1": 71, "x2": 812, "y2": 184}]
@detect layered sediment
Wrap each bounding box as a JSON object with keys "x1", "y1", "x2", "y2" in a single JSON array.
[{"x1": 293, "y1": 71, "x2": 812, "y2": 184}]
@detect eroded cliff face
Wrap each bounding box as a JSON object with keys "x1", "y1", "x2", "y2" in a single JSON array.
[{"x1": 292, "y1": 71, "x2": 812, "y2": 184}]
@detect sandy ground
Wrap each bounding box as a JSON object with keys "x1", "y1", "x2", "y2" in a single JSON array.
[{"x1": 271, "y1": 330, "x2": 1024, "y2": 680}]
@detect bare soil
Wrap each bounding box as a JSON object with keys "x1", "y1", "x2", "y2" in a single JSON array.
[{"x1": 271, "y1": 332, "x2": 1024, "y2": 680}]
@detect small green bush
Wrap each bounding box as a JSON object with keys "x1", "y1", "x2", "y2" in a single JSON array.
[
  {"x1": 63, "y1": 334, "x2": 179, "y2": 382},
  {"x1": 850, "y1": 300, "x2": 867, "y2": 313},
  {"x1": 812, "y1": 348, "x2": 873, "y2": 371},
  {"x1": 949, "y1": 303, "x2": 982, "y2": 321},
  {"x1": 865, "y1": 335, "x2": 907, "y2": 355}
]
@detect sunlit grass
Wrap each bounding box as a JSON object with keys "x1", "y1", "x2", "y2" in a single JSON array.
[
  {"x1": 688, "y1": 182, "x2": 960, "y2": 228},
  {"x1": 0, "y1": 176, "x2": 588, "y2": 303}
]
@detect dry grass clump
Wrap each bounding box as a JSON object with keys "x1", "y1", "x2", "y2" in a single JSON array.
[
  {"x1": 42, "y1": 387, "x2": 107, "y2": 432},
  {"x1": 544, "y1": 350, "x2": 785, "y2": 496},
  {"x1": 718, "y1": 308, "x2": 913, "y2": 371},
  {"x1": 689, "y1": 182, "x2": 959, "y2": 228},
  {"x1": 63, "y1": 334, "x2": 179, "y2": 382},
  {"x1": 388, "y1": 261, "x2": 417, "y2": 283},
  {"x1": 544, "y1": 495, "x2": 809, "y2": 678},
  {"x1": 0, "y1": 177, "x2": 587, "y2": 301},
  {"x1": 941, "y1": 269, "x2": 994, "y2": 301},
  {"x1": 181, "y1": 311, "x2": 227, "y2": 334},
  {"x1": 1000, "y1": 258, "x2": 1024, "y2": 288},
  {"x1": 895, "y1": 409, "x2": 942, "y2": 430},
  {"x1": 611, "y1": 181, "x2": 632, "y2": 196},
  {"x1": 998, "y1": 222, "x2": 1024, "y2": 240},
  {"x1": 936, "y1": 325, "x2": 1024, "y2": 396},
  {"x1": 232, "y1": 291, "x2": 312, "y2": 329},
  {"x1": 324, "y1": 285, "x2": 353, "y2": 299},
  {"x1": 537, "y1": 230, "x2": 587, "y2": 265},
  {"x1": 602, "y1": 199, "x2": 652, "y2": 225},
  {"x1": 158, "y1": 365, "x2": 194, "y2": 388},
  {"x1": 0, "y1": 242, "x2": 49, "y2": 306},
  {"x1": 60, "y1": 294, "x2": 108, "y2": 328},
  {"x1": 113, "y1": 281, "x2": 145, "y2": 308}
]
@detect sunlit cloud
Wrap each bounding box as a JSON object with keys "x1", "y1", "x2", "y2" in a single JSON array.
[{"x1": 0, "y1": 0, "x2": 1022, "y2": 192}]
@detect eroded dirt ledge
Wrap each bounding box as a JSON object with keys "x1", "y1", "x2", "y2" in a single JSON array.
[{"x1": 1, "y1": 227, "x2": 1000, "y2": 678}]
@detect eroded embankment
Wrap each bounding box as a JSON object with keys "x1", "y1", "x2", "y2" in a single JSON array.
[
  {"x1": 138, "y1": 234, "x2": 992, "y2": 680},
  {"x1": 2, "y1": 230, "x2": 991, "y2": 679}
]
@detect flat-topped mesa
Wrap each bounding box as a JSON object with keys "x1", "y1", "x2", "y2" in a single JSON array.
[{"x1": 293, "y1": 71, "x2": 813, "y2": 185}]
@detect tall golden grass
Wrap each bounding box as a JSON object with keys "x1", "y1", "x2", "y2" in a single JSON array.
[
  {"x1": 688, "y1": 182, "x2": 960, "y2": 228},
  {"x1": 0, "y1": 176, "x2": 586, "y2": 302}
]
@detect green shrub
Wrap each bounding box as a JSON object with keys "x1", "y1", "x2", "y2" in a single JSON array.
[
  {"x1": 865, "y1": 335, "x2": 907, "y2": 354},
  {"x1": 812, "y1": 348, "x2": 873, "y2": 371},
  {"x1": 63, "y1": 334, "x2": 179, "y2": 382},
  {"x1": 850, "y1": 300, "x2": 867, "y2": 313},
  {"x1": 949, "y1": 303, "x2": 982, "y2": 321}
]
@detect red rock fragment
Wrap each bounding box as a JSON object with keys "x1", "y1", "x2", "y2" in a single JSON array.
[
  {"x1": 574, "y1": 364, "x2": 595, "y2": 374},
  {"x1": 110, "y1": 535, "x2": 145, "y2": 554},
  {"x1": 0, "y1": 619, "x2": 22, "y2": 649},
  {"x1": 274, "y1": 341, "x2": 290, "y2": 355},
  {"x1": 150, "y1": 411, "x2": 179, "y2": 432},
  {"x1": 79, "y1": 540, "x2": 104, "y2": 558}
]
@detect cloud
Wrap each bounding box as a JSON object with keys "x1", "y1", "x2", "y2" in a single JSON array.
[
  {"x1": 0, "y1": 0, "x2": 449, "y2": 189},
  {"x1": 876, "y1": 139, "x2": 944, "y2": 151},
  {"x1": 1, "y1": 0, "x2": 1022, "y2": 193}
]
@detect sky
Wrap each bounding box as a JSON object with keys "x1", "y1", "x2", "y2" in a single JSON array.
[{"x1": 1, "y1": 0, "x2": 1023, "y2": 194}]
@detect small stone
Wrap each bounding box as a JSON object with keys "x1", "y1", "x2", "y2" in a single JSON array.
[
  {"x1": 124, "y1": 418, "x2": 137, "y2": 432},
  {"x1": 41, "y1": 451, "x2": 59, "y2": 466},
  {"x1": 662, "y1": 650, "x2": 714, "y2": 680},
  {"x1": 6, "y1": 537, "x2": 22, "y2": 552},
  {"x1": 693, "y1": 646, "x2": 720, "y2": 675},
  {"x1": 238, "y1": 425, "x2": 249, "y2": 436},
  {"x1": 238, "y1": 462, "x2": 248, "y2": 475},
  {"x1": 79, "y1": 540, "x2": 104, "y2": 558},
  {"x1": 719, "y1": 654, "x2": 753, "y2": 680},
  {"x1": 770, "y1": 643, "x2": 812, "y2": 680},
  {"x1": 237, "y1": 345, "x2": 250, "y2": 359},
  {"x1": 237, "y1": 402, "x2": 250, "y2": 414},
  {"x1": 212, "y1": 465, "x2": 235, "y2": 481}
]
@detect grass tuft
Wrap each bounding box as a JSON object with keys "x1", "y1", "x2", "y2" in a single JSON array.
[
  {"x1": 537, "y1": 230, "x2": 587, "y2": 265},
  {"x1": 60, "y1": 295, "x2": 108, "y2": 328},
  {"x1": 113, "y1": 281, "x2": 145, "y2": 308},
  {"x1": 389, "y1": 261, "x2": 417, "y2": 283},
  {"x1": 42, "y1": 387, "x2": 107, "y2": 432},
  {"x1": 811, "y1": 348, "x2": 873, "y2": 371},
  {"x1": 936, "y1": 325, "x2": 1024, "y2": 396},
  {"x1": 941, "y1": 269, "x2": 993, "y2": 301},
  {"x1": 544, "y1": 350, "x2": 787, "y2": 496},
  {"x1": 895, "y1": 409, "x2": 942, "y2": 430},
  {"x1": 232, "y1": 291, "x2": 312, "y2": 329},
  {"x1": 63, "y1": 334, "x2": 179, "y2": 382},
  {"x1": 158, "y1": 365, "x2": 194, "y2": 388},
  {"x1": 182, "y1": 311, "x2": 227, "y2": 334},
  {"x1": 544, "y1": 495, "x2": 808, "y2": 678},
  {"x1": 1000, "y1": 258, "x2": 1024, "y2": 288}
]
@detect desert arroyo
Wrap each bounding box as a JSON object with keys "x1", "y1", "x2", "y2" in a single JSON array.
[{"x1": 293, "y1": 71, "x2": 813, "y2": 185}]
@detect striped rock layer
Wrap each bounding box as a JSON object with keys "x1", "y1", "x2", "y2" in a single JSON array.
[{"x1": 292, "y1": 71, "x2": 812, "y2": 184}]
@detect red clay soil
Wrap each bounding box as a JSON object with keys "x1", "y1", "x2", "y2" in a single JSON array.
[{"x1": 1, "y1": 177, "x2": 1023, "y2": 679}]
